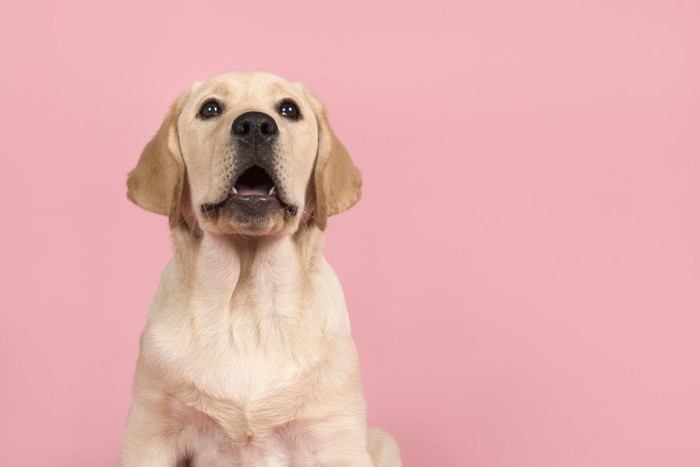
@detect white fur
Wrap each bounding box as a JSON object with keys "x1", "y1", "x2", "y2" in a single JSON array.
[{"x1": 122, "y1": 72, "x2": 401, "y2": 466}]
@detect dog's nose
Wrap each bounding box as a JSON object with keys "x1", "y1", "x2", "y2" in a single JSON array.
[{"x1": 231, "y1": 112, "x2": 278, "y2": 145}]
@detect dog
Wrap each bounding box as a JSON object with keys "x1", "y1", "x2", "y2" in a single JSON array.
[{"x1": 122, "y1": 71, "x2": 401, "y2": 466}]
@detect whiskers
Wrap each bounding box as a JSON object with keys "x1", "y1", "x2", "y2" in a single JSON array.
[
  {"x1": 179, "y1": 209, "x2": 201, "y2": 237},
  {"x1": 301, "y1": 207, "x2": 321, "y2": 225}
]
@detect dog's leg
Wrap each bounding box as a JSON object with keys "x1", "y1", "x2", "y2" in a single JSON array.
[
  {"x1": 291, "y1": 417, "x2": 374, "y2": 467},
  {"x1": 121, "y1": 403, "x2": 183, "y2": 467},
  {"x1": 367, "y1": 427, "x2": 402, "y2": 467}
]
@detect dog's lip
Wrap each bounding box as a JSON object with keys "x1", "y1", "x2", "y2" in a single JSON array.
[
  {"x1": 201, "y1": 194, "x2": 283, "y2": 215},
  {"x1": 201, "y1": 191, "x2": 283, "y2": 213},
  {"x1": 201, "y1": 165, "x2": 285, "y2": 213}
]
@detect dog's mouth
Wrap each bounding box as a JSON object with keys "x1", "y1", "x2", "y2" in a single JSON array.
[
  {"x1": 201, "y1": 165, "x2": 297, "y2": 217},
  {"x1": 233, "y1": 165, "x2": 276, "y2": 197}
]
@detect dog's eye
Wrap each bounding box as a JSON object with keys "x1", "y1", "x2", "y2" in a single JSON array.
[
  {"x1": 199, "y1": 100, "x2": 222, "y2": 119},
  {"x1": 278, "y1": 101, "x2": 300, "y2": 120}
]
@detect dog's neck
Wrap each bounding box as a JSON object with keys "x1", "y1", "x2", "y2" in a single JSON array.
[{"x1": 169, "y1": 224, "x2": 324, "y2": 315}]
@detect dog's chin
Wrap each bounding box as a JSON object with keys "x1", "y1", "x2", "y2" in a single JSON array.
[{"x1": 199, "y1": 199, "x2": 295, "y2": 237}]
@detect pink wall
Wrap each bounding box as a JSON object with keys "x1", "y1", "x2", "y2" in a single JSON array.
[{"x1": 1, "y1": 1, "x2": 699, "y2": 466}]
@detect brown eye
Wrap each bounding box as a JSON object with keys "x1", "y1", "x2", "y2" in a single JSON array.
[
  {"x1": 199, "y1": 100, "x2": 222, "y2": 119},
  {"x1": 278, "y1": 101, "x2": 300, "y2": 120}
]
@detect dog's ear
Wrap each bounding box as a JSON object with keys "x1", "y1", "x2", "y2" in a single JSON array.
[
  {"x1": 126, "y1": 87, "x2": 194, "y2": 229},
  {"x1": 303, "y1": 88, "x2": 362, "y2": 230}
]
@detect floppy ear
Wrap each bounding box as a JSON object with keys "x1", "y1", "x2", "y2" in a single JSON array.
[
  {"x1": 126, "y1": 89, "x2": 191, "y2": 229},
  {"x1": 304, "y1": 89, "x2": 362, "y2": 230}
]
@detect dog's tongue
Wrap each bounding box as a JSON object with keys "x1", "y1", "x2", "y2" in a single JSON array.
[{"x1": 236, "y1": 184, "x2": 269, "y2": 196}]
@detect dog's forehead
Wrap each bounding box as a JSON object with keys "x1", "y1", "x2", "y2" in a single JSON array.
[{"x1": 195, "y1": 71, "x2": 302, "y2": 104}]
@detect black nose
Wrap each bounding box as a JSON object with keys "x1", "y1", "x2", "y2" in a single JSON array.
[{"x1": 231, "y1": 111, "x2": 278, "y2": 145}]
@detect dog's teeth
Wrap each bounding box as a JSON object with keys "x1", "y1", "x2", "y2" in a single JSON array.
[
  {"x1": 232, "y1": 187, "x2": 238, "y2": 194},
  {"x1": 268, "y1": 186, "x2": 276, "y2": 195}
]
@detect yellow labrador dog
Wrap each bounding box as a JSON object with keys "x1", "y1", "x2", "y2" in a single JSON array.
[{"x1": 122, "y1": 71, "x2": 401, "y2": 467}]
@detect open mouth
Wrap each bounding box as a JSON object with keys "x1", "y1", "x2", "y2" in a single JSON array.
[
  {"x1": 232, "y1": 165, "x2": 276, "y2": 197},
  {"x1": 201, "y1": 164, "x2": 290, "y2": 214}
]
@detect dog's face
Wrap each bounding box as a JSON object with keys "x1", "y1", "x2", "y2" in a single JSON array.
[
  {"x1": 127, "y1": 71, "x2": 361, "y2": 236},
  {"x1": 180, "y1": 73, "x2": 319, "y2": 235}
]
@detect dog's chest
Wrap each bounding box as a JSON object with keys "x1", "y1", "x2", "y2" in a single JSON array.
[
  {"x1": 142, "y1": 238, "x2": 353, "y2": 450},
  {"x1": 151, "y1": 280, "x2": 327, "y2": 440},
  {"x1": 191, "y1": 274, "x2": 318, "y2": 396}
]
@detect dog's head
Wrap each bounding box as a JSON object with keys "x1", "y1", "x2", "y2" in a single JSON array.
[{"x1": 127, "y1": 71, "x2": 361, "y2": 236}]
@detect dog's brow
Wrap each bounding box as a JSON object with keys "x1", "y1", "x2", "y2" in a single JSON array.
[
  {"x1": 268, "y1": 82, "x2": 296, "y2": 97},
  {"x1": 208, "y1": 83, "x2": 233, "y2": 98},
  {"x1": 196, "y1": 92, "x2": 226, "y2": 104}
]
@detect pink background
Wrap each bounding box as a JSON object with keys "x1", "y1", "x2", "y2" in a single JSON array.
[{"x1": 1, "y1": 1, "x2": 699, "y2": 466}]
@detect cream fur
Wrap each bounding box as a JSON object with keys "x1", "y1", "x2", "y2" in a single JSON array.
[{"x1": 122, "y1": 71, "x2": 400, "y2": 466}]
